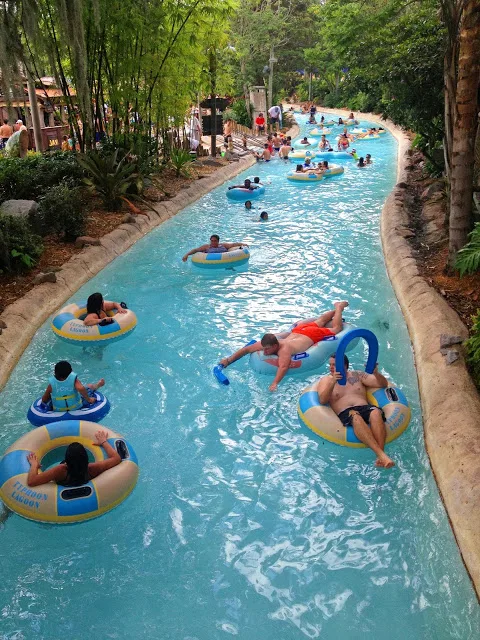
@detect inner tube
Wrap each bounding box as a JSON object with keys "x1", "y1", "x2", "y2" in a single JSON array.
[
  {"x1": 249, "y1": 321, "x2": 358, "y2": 376},
  {"x1": 297, "y1": 381, "x2": 410, "y2": 447},
  {"x1": 51, "y1": 302, "x2": 137, "y2": 345},
  {"x1": 309, "y1": 128, "x2": 332, "y2": 137},
  {"x1": 191, "y1": 247, "x2": 250, "y2": 270},
  {"x1": 321, "y1": 164, "x2": 344, "y2": 178},
  {"x1": 298, "y1": 328, "x2": 410, "y2": 446},
  {"x1": 0, "y1": 420, "x2": 139, "y2": 523},
  {"x1": 27, "y1": 391, "x2": 110, "y2": 427},
  {"x1": 292, "y1": 139, "x2": 315, "y2": 149},
  {"x1": 226, "y1": 184, "x2": 265, "y2": 201},
  {"x1": 289, "y1": 149, "x2": 315, "y2": 160},
  {"x1": 287, "y1": 171, "x2": 323, "y2": 182},
  {"x1": 315, "y1": 150, "x2": 353, "y2": 160}
]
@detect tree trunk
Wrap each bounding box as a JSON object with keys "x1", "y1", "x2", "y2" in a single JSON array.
[{"x1": 448, "y1": 0, "x2": 480, "y2": 266}]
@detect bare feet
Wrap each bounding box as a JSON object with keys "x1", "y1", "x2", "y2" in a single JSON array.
[
  {"x1": 88, "y1": 378, "x2": 105, "y2": 391},
  {"x1": 334, "y1": 300, "x2": 349, "y2": 311},
  {"x1": 375, "y1": 453, "x2": 395, "y2": 468}
]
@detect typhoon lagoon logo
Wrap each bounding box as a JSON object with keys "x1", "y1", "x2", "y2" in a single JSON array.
[{"x1": 10, "y1": 481, "x2": 48, "y2": 510}]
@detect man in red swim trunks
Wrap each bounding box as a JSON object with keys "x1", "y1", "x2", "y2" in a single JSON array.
[{"x1": 219, "y1": 301, "x2": 348, "y2": 391}]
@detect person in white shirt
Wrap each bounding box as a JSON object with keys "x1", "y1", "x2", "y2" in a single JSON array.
[{"x1": 268, "y1": 105, "x2": 282, "y2": 132}]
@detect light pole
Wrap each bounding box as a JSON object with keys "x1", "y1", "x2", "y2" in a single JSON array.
[{"x1": 267, "y1": 45, "x2": 277, "y2": 109}]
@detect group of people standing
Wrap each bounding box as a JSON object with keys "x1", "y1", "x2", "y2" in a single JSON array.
[{"x1": 0, "y1": 118, "x2": 26, "y2": 149}]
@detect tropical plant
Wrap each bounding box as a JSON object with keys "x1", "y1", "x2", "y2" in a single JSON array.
[
  {"x1": 465, "y1": 310, "x2": 480, "y2": 387},
  {"x1": 0, "y1": 215, "x2": 43, "y2": 274},
  {"x1": 454, "y1": 222, "x2": 480, "y2": 276},
  {"x1": 169, "y1": 148, "x2": 194, "y2": 178},
  {"x1": 0, "y1": 153, "x2": 84, "y2": 203},
  {"x1": 37, "y1": 183, "x2": 86, "y2": 241},
  {"x1": 77, "y1": 150, "x2": 139, "y2": 210}
]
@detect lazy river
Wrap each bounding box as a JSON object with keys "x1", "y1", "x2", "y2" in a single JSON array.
[{"x1": 0, "y1": 114, "x2": 479, "y2": 639}]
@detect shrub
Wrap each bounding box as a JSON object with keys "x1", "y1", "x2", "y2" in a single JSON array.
[
  {"x1": 0, "y1": 215, "x2": 43, "y2": 274},
  {"x1": 169, "y1": 148, "x2": 193, "y2": 177},
  {"x1": 228, "y1": 99, "x2": 251, "y2": 127},
  {"x1": 465, "y1": 310, "x2": 480, "y2": 388},
  {"x1": 455, "y1": 222, "x2": 480, "y2": 276},
  {"x1": 37, "y1": 182, "x2": 86, "y2": 241},
  {"x1": 348, "y1": 91, "x2": 373, "y2": 113},
  {"x1": 77, "y1": 150, "x2": 138, "y2": 210},
  {"x1": 0, "y1": 152, "x2": 84, "y2": 203}
]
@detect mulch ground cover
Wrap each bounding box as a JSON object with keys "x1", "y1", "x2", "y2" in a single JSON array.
[
  {"x1": 402, "y1": 159, "x2": 480, "y2": 330},
  {"x1": 0, "y1": 159, "x2": 229, "y2": 312}
]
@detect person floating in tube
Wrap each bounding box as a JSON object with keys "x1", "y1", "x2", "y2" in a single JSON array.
[
  {"x1": 315, "y1": 354, "x2": 395, "y2": 468},
  {"x1": 26, "y1": 429, "x2": 121, "y2": 487},
  {"x1": 219, "y1": 301, "x2": 349, "y2": 392},
  {"x1": 42, "y1": 360, "x2": 105, "y2": 409},
  {"x1": 182, "y1": 235, "x2": 248, "y2": 261},
  {"x1": 84, "y1": 292, "x2": 127, "y2": 326}
]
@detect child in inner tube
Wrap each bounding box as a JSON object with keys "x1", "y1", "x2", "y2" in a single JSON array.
[
  {"x1": 42, "y1": 360, "x2": 105, "y2": 409},
  {"x1": 84, "y1": 292, "x2": 127, "y2": 326}
]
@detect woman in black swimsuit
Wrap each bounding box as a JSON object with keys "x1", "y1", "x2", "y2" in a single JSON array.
[{"x1": 27, "y1": 430, "x2": 121, "y2": 487}]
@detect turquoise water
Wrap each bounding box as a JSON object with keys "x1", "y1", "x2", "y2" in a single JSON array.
[{"x1": 0, "y1": 114, "x2": 478, "y2": 639}]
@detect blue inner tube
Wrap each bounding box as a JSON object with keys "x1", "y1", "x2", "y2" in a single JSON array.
[
  {"x1": 27, "y1": 391, "x2": 111, "y2": 427},
  {"x1": 335, "y1": 328, "x2": 379, "y2": 385},
  {"x1": 226, "y1": 184, "x2": 265, "y2": 201}
]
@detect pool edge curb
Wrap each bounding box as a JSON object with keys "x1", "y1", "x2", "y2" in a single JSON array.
[
  {"x1": 315, "y1": 106, "x2": 480, "y2": 598},
  {"x1": 0, "y1": 154, "x2": 256, "y2": 391}
]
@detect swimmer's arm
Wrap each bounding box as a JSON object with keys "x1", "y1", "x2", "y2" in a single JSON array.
[
  {"x1": 182, "y1": 245, "x2": 207, "y2": 261},
  {"x1": 27, "y1": 454, "x2": 65, "y2": 486},
  {"x1": 89, "y1": 430, "x2": 121, "y2": 478},
  {"x1": 223, "y1": 242, "x2": 249, "y2": 249},
  {"x1": 84, "y1": 313, "x2": 107, "y2": 326},
  {"x1": 359, "y1": 365, "x2": 388, "y2": 388},
  {"x1": 269, "y1": 351, "x2": 291, "y2": 391},
  {"x1": 317, "y1": 373, "x2": 341, "y2": 404},
  {"x1": 41, "y1": 384, "x2": 52, "y2": 403},
  {"x1": 75, "y1": 378, "x2": 95, "y2": 404},
  {"x1": 220, "y1": 342, "x2": 262, "y2": 368},
  {"x1": 104, "y1": 300, "x2": 127, "y2": 314}
]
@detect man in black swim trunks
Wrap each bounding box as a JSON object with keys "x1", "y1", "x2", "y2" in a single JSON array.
[{"x1": 316, "y1": 355, "x2": 395, "y2": 468}]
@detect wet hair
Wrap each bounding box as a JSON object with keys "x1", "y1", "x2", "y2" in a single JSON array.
[
  {"x1": 64, "y1": 442, "x2": 89, "y2": 486},
  {"x1": 366, "y1": 154, "x2": 371, "y2": 159},
  {"x1": 253, "y1": 177, "x2": 260, "y2": 183},
  {"x1": 87, "y1": 292, "x2": 104, "y2": 315},
  {"x1": 358, "y1": 157, "x2": 365, "y2": 166},
  {"x1": 260, "y1": 211, "x2": 268, "y2": 220},
  {"x1": 296, "y1": 164, "x2": 303, "y2": 172},
  {"x1": 210, "y1": 234, "x2": 220, "y2": 241},
  {"x1": 3, "y1": 119, "x2": 8, "y2": 125},
  {"x1": 244, "y1": 179, "x2": 251, "y2": 187},
  {"x1": 261, "y1": 333, "x2": 279, "y2": 347},
  {"x1": 244, "y1": 200, "x2": 252, "y2": 208},
  {"x1": 323, "y1": 161, "x2": 329, "y2": 168},
  {"x1": 54, "y1": 360, "x2": 72, "y2": 380},
  {"x1": 330, "y1": 354, "x2": 349, "y2": 368}
]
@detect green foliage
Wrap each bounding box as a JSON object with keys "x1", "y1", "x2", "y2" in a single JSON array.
[
  {"x1": 37, "y1": 183, "x2": 86, "y2": 241},
  {"x1": 465, "y1": 310, "x2": 480, "y2": 388},
  {"x1": 169, "y1": 148, "x2": 194, "y2": 178},
  {"x1": 0, "y1": 215, "x2": 43, "y2": 274},
  {"x1": 227, "y1": 99, "x2": 251, "y2": 127},
  {"x1": 0, "y1": 153, "x2": 84, "y2": 203},
  {"x1": 77, "y1": 150, "x2": 138, "y2": 210},
  {"x1": 348, "y1": 92, "x2": 374, "y2": 113},
  {"x1": 455, "y1": 223, "x2": 480, "y2": 276}
]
